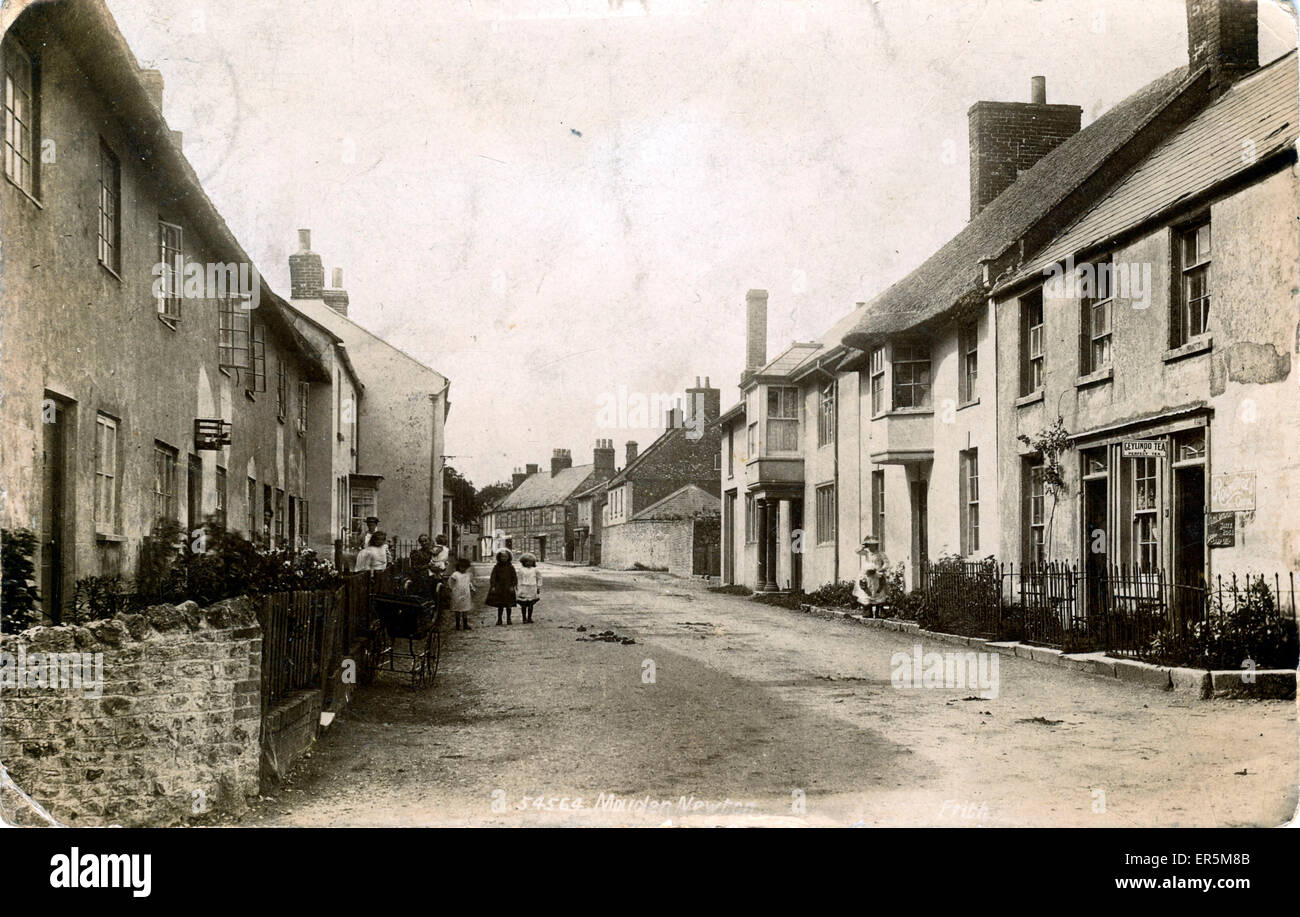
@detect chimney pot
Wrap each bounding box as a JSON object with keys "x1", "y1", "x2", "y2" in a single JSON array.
[
  {"x1": 1030, "y1": 76, "x2": 1046, "y2": 104},
  {"x1": 298, "y1": 229, "x2": 312, "y2": 252},
  {"x1": 332, "y1": 267, "x2": 343, "y2": 288}
]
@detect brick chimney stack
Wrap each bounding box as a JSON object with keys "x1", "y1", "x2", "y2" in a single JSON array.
[
  {"x1": 744, "y1": 290, "x2": 768, "y2": 379},
  {"x1": 323, "y1": 266, "x2": 350, "y2": 317},
  {"x1": 1187, "y1": 0, "x2": 1258, "y2": 92},
  {"x1": 140, "y1": 69, "x2": 163, "y2": 110},
  {"x1": 625, "y1": 441, "x2": 638, "y2": 467},
  {"x1": 968, "y1": 79, "x2": 1081, "y2": 218},
  {"x1": 512, "y1": 468, "x2": 526, "y2": 490},
  {"x1": 593, "y1": 439, "x2": 616, "y2": 476},
  {"x1": 289, "y1": 229, "x2": 325, "y2": 300},
  {"x1": 685, "y1": 375, "x2": 721, "y2": 426},
  {"x1": 551, "y1": 448, "x2": 572, "y2": 477},
  {"x1": 664, "y1": 399, "x2": 686, "y2": 430},
  {"x1": 525, "y1": 463, "x2": 539, "y2": 476}
]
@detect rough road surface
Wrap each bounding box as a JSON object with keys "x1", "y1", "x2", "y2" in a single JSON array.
[{"x1": 241, "y1": 563, "x2": 1298, "y2": 827}]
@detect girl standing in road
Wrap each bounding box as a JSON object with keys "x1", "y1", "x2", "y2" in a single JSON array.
[
  {"x1": 486, "y1": 549, "x2": 518, "y2": 625},
  {"x1": 516, "y1": 552, "x2": 542, "y2": 623},
  {"x1": 448, "y1": 557, "x2": 477, "y2": 630}
]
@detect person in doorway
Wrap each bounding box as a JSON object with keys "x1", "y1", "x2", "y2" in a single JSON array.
[
  {"x1": 355, "y1": 530, "x2": 390, "y2": 572},
  {"x1": 448, "y1": 557, "x2": 477, "y2": 630},
  {"x1": 486, "y1": 549, "x2": 518, "y2": 625},
  {"x1": 852, "y1": 535, "x2": 890, "y2": 617},
  {"x1": 516, "y1": 552, "x2": 542, "y2": 623}
]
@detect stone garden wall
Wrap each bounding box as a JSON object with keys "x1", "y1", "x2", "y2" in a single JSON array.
[{"x1": 0, "y1": 597, "x2": 261, "y2": 826}]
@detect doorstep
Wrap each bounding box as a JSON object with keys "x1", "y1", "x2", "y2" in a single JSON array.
[{"x1": 796, "y1": 603, "x2": 1295, "y2": 701}]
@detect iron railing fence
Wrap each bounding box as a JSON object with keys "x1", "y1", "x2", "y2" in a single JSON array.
[{"x1": 917, "y1": 560, "x2": 1298, "y2": 667}]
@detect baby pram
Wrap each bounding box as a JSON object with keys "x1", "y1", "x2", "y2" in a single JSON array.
[{"x1": 367, "y1": 568, "x2": 441, "y2": 688}]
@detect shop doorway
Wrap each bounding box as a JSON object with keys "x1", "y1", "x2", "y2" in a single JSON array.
[{"x1": 1083, "y1": 476, "x2": 1108, "y2": 618}]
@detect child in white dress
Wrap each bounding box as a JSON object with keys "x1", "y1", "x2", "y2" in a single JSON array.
[
  {"x1": 448, "y1": 558, "x2": 477, "y2": 630},
  {"x1": 516, "y1": 553, "x2": 542, "y2": 623}
]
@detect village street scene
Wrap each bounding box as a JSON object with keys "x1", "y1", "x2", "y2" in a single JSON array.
[{"x1": 1, "y1": 0, "x2": 1298, "y2": 839}]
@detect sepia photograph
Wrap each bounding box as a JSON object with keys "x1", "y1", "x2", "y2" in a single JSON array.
[{"x1": 0, "y1": 0, "x2": 1298, "y2": 887}]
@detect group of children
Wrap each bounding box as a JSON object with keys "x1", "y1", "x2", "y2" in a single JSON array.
[{"x1": 446, "y1": 550, "x2": 542, "y2": 630}]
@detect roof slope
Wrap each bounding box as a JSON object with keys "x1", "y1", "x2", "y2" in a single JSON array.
[
  {"x1": 633, "y1": 485, "x2": 721, "y2": 520},
  {"x1": 495, "y1": 464, "x2": 597, "y2": 509},
  {"x1": 292, "y1": 297, "x2": 448, "y2": 385},
  {"x1": 843, "y1": 63, "x2": 1198, "y2": 348},
  {"x1": 790, "y1": 302, "x2": 870, "y2": 376},
  {"x1": 608, "y1": 427, "x2": 682, "y2": 487},
  {"x1": 1007, "y1": 52, "x2": 1298, "y2": 286},
  {"x1": 755, "y1": 343, "x2": 821, "y2": 377}
]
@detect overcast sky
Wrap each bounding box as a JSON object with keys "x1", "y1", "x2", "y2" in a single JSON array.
[{"x1": 108, "y1": 0, "x2": 1297, "y2": 487}]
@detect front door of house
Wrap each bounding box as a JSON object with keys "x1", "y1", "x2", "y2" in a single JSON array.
[
  {"x1": 910, "y1": 477, "x2": 928, "y2": 588},
  {"x1": 537, "y1": 535, "x2": 547, "y2": 562},
  {"x1": 1173, "y1": 463, "x2": 1206, "y2": 626},
  {"x1": 40, "y1": 395, "x2": 69, "y2": 621},
  {"x1": 723, "y1": 491, "x2": 736, "y2": 584},
  {"x1": 187, "y1": 454, "x2": 202, "y2": 534},
  {"x1": 1084, "y1": 475, "x2": 1108, "y2": 619}
]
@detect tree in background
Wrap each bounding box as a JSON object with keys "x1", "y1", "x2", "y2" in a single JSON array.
[
  {"x1": 475, "y1": 480, "x2": 514, "y2": 515},
  {"x1": 443, "y1": 466, "x2": 479, "y2": 526}
]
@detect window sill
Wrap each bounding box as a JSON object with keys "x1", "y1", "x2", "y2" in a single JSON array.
[
  {"x1": 1075, "y1": 366, "x2": 1113, "y2": 389},
  {"x1": 957, "y1": 398, "x2": 980, "y2": 412},
  {"x1": 5, "y1": 177, "x2": 43, "y2": 208},
  {"x1": 1162, "y1": 335, "x2": 1213, "y2": 363},
  {"x1": 99, "y1": 261, "x2": 123, "y2": 283},
  {"x1": 1015, "y1": 390, "x2": 1045, "y2": 408},
  {"x1": 882, "y1": 408, "x2": 934, "y2": 417},
  {"x1": 95, "y1": 532, "x2": 127, "y2": 543}
]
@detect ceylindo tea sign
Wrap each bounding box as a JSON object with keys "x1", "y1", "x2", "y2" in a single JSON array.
[{"x1": 1121, "y1": 440, "x2": 1167, "y2": 458}]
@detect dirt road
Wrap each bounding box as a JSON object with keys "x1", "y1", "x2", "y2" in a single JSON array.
[{"x1": 242, "y1": 563, "x2": 1298, "y2": 827}]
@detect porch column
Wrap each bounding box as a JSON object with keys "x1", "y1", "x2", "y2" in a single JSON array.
[
  {"x1": 756, "y1": 498, "x2": 770, "y2": 590},
  {"x1": 762, "y1": 498, "x2": 779, "y2": 592}
]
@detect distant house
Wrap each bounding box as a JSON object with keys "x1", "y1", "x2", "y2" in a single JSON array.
[
  {"x1": 602, "y1": 484, "x2": 721, "y2": 575},
  {"x1": 573, "y1": 474, "x2": 609, "y2": 565},
  {"x1": 288, "y1": 231, "x2": 450, "y2": 553},
  {"x1": 481, "y1": 443, "x2": 616, "y2": 561},
  {"x1": 600, "y1": 378, "x2": 721, "y2": 572}
]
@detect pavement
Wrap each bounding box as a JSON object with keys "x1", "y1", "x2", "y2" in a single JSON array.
[{"x1": 240, "y1": 562, "x2": 1299, "y2": 827}]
